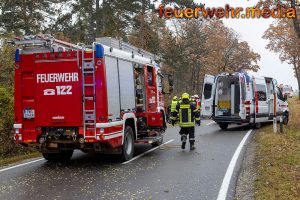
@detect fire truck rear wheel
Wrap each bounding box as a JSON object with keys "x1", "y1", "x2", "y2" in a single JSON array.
[
  {"x1": 121, "y1": 126, "x2": 134, "y2": 161},
  {"x1": 42, "y1": 150, "x2": 73, "y2": 162}
]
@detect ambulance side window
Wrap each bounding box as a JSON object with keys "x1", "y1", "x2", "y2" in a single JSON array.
[
  {"x1": 256, "y1": 84, "x2": 267, "y2": 101},
  {"x1": 204, "y1": 84, "x2": 212, "y2": 99},
  {"x1": 241, "y1": 79, "x2": 246, "y2": 101}
]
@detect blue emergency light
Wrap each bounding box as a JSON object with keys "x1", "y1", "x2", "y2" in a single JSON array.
[
  {"x1": 95, "y1": 44, "x2": 104, "y2": 58},
  {"x1": 15, "y1": 49, "x2": 20, "y2": 62}
]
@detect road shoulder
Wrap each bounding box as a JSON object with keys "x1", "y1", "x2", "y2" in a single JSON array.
[
  {"x1": 0, "y1": 152, "x2": 41, "y2": 169},
  {"x1": 234, "y1": 132, "x2": 257, "y2": 200}
]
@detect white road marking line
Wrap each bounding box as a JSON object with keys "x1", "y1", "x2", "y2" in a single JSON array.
[
  {"x1": 122, "y1": 139, "x2": 175, "y2": 164},
  {"x1": 216, "y1": 129, "x2": 253, "y2": 200},
  {"x1": 206, "y1": 121, "x2": 216, "y2": 126},
  {"x1": 0, "y1": 158, "x2": 44, "y2": 173}
]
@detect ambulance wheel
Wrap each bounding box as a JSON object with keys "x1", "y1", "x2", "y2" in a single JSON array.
[
  {"x1": 219, "y1": 123, "x2": 228, "y2": 130},
  {"x1": 42, "y1": 150, "x2": 73, "y2": 162},
  {"x1": 282, "y1": 112, "x2": 289, "y2": 125},
  {"x1": 121, "y1": 126, "x2": 134, "y2": 161},
  {"x1": 254, "y1": 123, "x2": 262, "y2": 129}
]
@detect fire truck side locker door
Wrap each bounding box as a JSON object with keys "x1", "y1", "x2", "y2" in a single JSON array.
[
  {"x1": 118, "y1": 60, "x2": 135, "y2": 112},
  {"x1": 105, "y1": 56, "x2": 121, "y2": 121},
  {"x1": 201, "y1": 74, "x2": 216, "y2": 117}
]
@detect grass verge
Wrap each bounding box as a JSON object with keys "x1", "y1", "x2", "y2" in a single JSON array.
[
  {"x1": 254, "y1": 98, "x2": 300, "y2": 199},
  {"x1": 0, "y1": 152, "x2": 41, "y2": 168}
]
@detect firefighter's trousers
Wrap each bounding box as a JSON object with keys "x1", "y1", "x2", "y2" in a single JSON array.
[{"x1": 179, "y1": 127, "x2": 195, "y2": 144}]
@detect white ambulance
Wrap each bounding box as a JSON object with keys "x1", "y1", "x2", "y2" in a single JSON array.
[{"x1": 201, "y1": 72, "x2": 289, "y2": 129}]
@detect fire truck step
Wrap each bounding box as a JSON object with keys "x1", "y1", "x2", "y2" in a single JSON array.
[
  {"x1": 85, "y1": 116, "x2": 95, "y2": 120},
  {"x1": 84, "y1": 110, "x2": 95, "y2": 112},
  {"x1": 83, "y1": 66, "x2": 94, "y2": 70},
  {"x1": 83, "y1": 71, "x2": 94, "y2": 74},
  {"x1": 84, "y1": 84, "x2": 95, "y2": 87},
  {"x1": 84, "y1": 97, "x2": 94, "y2": 100}
]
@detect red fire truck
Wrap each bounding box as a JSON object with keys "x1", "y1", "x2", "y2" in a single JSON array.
[{"x1": 11, "y1": 35, "x2": 172, "y2": 161}]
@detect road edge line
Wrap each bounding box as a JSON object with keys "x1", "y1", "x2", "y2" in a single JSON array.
[
  {"x1": 0, "y1": 158, "x2": 44, "y2": 173},
  {"x1": 206, "y1": 121, "x2": 216, "y2": 126},
  {"x1": 216, "y1": 129, "x2": 253, "y2": 200},
  {"x1": 122, "y1": 139, "x2": 174, "y2": 165}
]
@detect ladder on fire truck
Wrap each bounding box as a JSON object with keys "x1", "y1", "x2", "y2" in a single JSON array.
[{"x1": 78, "y1": 44, "x2": 97, "y2": 138}]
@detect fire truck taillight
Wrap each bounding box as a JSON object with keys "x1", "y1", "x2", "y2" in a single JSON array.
[
  {"x1": 14, "y1": 133, "x2": 22, "y2": 141},
  {"x1": 79, "y1": 138, "x2": 85, "y2": 144}
]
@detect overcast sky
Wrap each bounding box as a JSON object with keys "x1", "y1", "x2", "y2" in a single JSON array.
[{"x1": 193, "y1": 0, "x2": 298, "y2": 90}]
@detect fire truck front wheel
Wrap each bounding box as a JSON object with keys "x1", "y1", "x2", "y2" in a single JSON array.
[
  {"x1": 121, "y1": 126, "x2": 134, "y2": 161},
  {"x1": 42, "y1": 150, "x2": 74, "y2": 162}
]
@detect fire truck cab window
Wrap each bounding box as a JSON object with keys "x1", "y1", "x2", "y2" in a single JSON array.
[
  {"x1": 147, "y1": 66, "x2": 153, "y2": 86},
  {"x1": 134, "y1": 64, "x2": 145, "y2": 108},
  {"x1": 157, "y1": 75, "x2": 162, "y2": 92}
]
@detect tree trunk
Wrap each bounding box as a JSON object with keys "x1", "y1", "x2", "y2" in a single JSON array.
[
  {"x1": 293, "y1": 56, "x2": 300, "y2": 99},
  {"x1": 191, "y1": 65, "x2": 196, "y2": 92},
  {"x1": 291, "y1": 0, "x2": 300, "y2": 38},
  {"x1": 298, "y1": 80, "x2": 300, "y2": 100}
]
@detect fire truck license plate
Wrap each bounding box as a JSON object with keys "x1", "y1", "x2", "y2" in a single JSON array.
[{"x1": 23, "y1": 109, "x2": 35, "y2": 119}]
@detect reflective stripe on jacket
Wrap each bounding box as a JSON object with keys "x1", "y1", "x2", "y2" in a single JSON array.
[
  {"x1": 170, "y1": 100, "x2": 178, "y2": 112},
  {"x1": 173, "y1": 101, "x2": 199, "y2": 127}
]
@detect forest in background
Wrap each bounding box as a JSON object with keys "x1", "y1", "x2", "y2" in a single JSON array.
[{"x1": 1, "y1": 0, "x2": 298, "y2": 157}]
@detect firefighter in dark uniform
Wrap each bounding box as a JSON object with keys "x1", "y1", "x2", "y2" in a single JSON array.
[{"x1": 172, "y1": 93, "x2": 200, "y2": 150}]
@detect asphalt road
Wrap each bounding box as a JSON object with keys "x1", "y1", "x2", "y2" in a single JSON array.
[{"x1": 0, "y1": 120, "x2": 254, "y2": 200}]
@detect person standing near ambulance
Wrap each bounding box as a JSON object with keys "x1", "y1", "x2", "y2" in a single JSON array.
[
  {"x1": 194, "y1": 94, "x2": 201, "y2": 126},
  {"x1": 172, "y1": 93, "x2": 200, "y2": 150}
]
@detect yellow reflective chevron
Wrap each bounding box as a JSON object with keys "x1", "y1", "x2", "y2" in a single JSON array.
[
  {"x1": 180, "y1": 104, "x2": 191, "y2": 109},
  {"x1": 170, "y1": 100, "x2": 178, "y2": 112},
  {"x1": 180, "y1": 122, "x2": 195, "y2": 127}
]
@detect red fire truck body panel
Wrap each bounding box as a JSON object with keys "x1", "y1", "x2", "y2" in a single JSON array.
[{"x1": 12, "y1": 37, "x2": 168, "y2": 159}]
